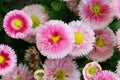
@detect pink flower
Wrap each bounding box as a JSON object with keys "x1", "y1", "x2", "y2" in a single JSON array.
[
  {"x1": 22, "y1": 4, "x2": 49, "y2": 43},
  {"x1": 43, "y1": 57, "x2": 80, "y2": 80},
  {"x1": 69, "y1": 20, "x2": 95, "y2": 56},
  {"x1": 83, "y1": 62, "x2": 102, "y2": 80},
  {"x1": 0, "y1": 44, "x2": 17, "y2": 75},
  {"x1": 36, "y1": 20, "x2": 74, "y2": 59},
  {"x1": 2, "y1": 63, "x2": 34, "y2": 80},
  {"x1": 63, "y1": 0, "x2": 81, "y2": 14},
  {"x1": 93, "y1": 70, "x2": 120, "y2": 80},
  {"x1": 116, "y1": 29, "x2": 120, "y2": 50},
  {"x1": 87, "y1": 27, "x2": 116, "y2": 62},
  {"x1": 116, "y1": 61, "x2": 120, "y2": 78},
  {"x1": 3, "y1": 10, "x2": 32, "y2": 39},
  {"x1": 78, "y1": 0, "x2": 113, "y2": 30},
  {"x1": 111, "y1": 0, "x2": 120, "y2": 19}
]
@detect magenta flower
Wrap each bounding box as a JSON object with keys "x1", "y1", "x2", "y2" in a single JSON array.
[
  {"x1": 0, "y1": 44, "x2": 17, "y2": 75},
  {"x1": 78, "y1": 0, "x2": 113, "y2": 30},
  {"x1": 3, "y1": 10, "x2": 32, "y2": 39},
  {"x1": 36, "y1": 20, "x2": 74, "y2": 59}
]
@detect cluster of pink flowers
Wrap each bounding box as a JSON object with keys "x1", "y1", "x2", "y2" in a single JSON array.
[{"x1": 1, "y1": 0, "x2": 120, "y2": 80}]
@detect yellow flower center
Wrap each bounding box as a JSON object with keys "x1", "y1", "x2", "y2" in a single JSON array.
[
  {"x1": 37, "y1": 72, "x2": 44, "y2": 77},
  {"x1": 51, "y1": 35, "x2": 61, "y2": 43},
  {"x1": 88, "y1": 66, "x2": 96, "y2": 75},
  {"x1": 74, "y1": 32, "x2": 84, "y2": 44},
  {"x1": 0, "y1": 55, "x2": 5, "y2": 63},
  {"x1": 15, "y1": 76, "x2": 22, "y2": 80},
  {"x1": 13, "y1": 19, "x2": 22, "y2": 29},
  {"x1": 96, "y1": 38, "x2": 105, "y2": 47},
  {"x1": 31, "y1": 16, "x2": 40, "y2": 28},
  {"x1": 54, "y1": 70, "x2": 68, "y2": 80},
  {"x1": 92, "y1": 4, "x2": 101, "y2": 14}
]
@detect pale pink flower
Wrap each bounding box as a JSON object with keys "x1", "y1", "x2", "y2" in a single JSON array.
[
  {"x1": 93, "y1": 70, "x2": 120, "y2": 80},
  {"x1": 36, "y1": 20, "x2": 74, "y2": 59},
  {"x1": 116, "y1": 29, "x2": 120, "y2": 50},
  {"x1": 63, "y1": 0, "x2": 81, "y2": 14},
  {"x1": 69, "y1": 20, "x2": 95, "y2": 56},
  {"x1": 111, "y1": 0, "x2": 120, "y2": 19},
  {"x1": 34, "y1": 69, "x2": 44, "y2": 80},
  {"x1": 83, "y1": 62, "x2": 102, "y2": 80},
  {"x1": 0, "y1": 44, "x2": 17, "y2": 76},
  {"x1": 3, "y1": 10, "x2": 32, "y2": 39},
  {"x1": 78, "y1": 0, "x2": 113, "y2": 30},
  {"x1": 22, "y1": 4, "x2": 49, "y2": 43},
  {"x1": 116, "y1": 61, "x2": 120, "y2": 78},
  {"x1": 87, "y1": 27, "x2": 116, "y2": 62},
  {"x1": 2, "y1": 63, "x2": 34, "y2": 80},
  {"x1": 43, "y1": 57, "x2": 80, "y2": 80}
]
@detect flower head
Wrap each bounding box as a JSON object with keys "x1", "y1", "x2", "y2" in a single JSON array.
[
  {"x1": 116, "y1": 61, "x2": 120, "y2": 78},
  {"x1": 69, "y1": 21, "x2": 95, "y2": 56},
  {"x1": 0, "y1": 44, "x2": 17, "y2": 76},
  {"x1": 111, "y1": 0, "x2": 120, "y2": 19},
  {"x1": 34, "y1": 69, "x2": 44, "y2": 80},
  {"x1": 116, "y1": 29, "x2": 120, "y2": 50},
  {"x1": 3, "y1": 10, "x2": 32, "y2": 39},
  {"x1": 83, "y1": 62, "x2": 102, "y2": 80},
  {"x1": 36, "y1": 20, "x2": 74, "y2": 59},
  {"x1": 87, "y1": 27, "x2": 116, "y2": 62},
  {"x1": 63, "y1": 0, "x2": 81, "y2": 14},
  {"x1": 78, "y1": 0, "x2": 113, "y2": 30},
  {"x1": 25, "y1": 46, "x2": 41, "y2": 69},
  {"x1": 2, "y1": 63, "x2": 34, "y2": 80},
  {"x1": 93, "y1": 70, "x2": 120, "y2": 80},
  {"x1": 22, "y1": 4, "x2": 49, "y2": 43},
  {"x1": 43, "y1": 57, "x2": 80, "y2": 80}
]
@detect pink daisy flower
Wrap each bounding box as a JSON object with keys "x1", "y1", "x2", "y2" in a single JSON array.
[
  {"x1": 2, "y1": 63, "x2": 34, "y2": 80},
  {"x1": 116, "y1": 61, "x2": 120, "y2": 78},
  {"x1": 63, "y1": 0, "x2": 81, "y2": 14},
  {"x1": 3, "y1": 10, "x2": 32, "y2": 39},
  {"x1": 111, "y1": 0, "x2": 120, "y2": 19},
  {"x1": 93, "y1": 70, "x2": 120, "y2": 80},
  {"x1": 43, "y1": 57, "x2": 80, "y2": 80},
  {"x1": 83, "y1": 61, "x2": 102, "y2": 80},
  {"x1": 22, "y1": 4, "x2": 49, "y2": 43},
  {"x1": 116, "y1": 29, "x2": 120, "y2": 50},
  {"x1": 0, "y1": 44, "x2": 17, "y2": 75},
  {"x1": 86, "y1": 27, "x2": 116, "y2": 62},
  {"x1": 78, "y1": 0, "x2": 113, "y2": 30},
  {"x1": 36, "y1": 20, "x2": 74, "y2": 59},
  {"x1": 69, "y1": 20, "x2": 95, "y2": 56}
]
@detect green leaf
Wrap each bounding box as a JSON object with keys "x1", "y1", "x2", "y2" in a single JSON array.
[
  {"x1": 100, "y1": 47, "x2": 120, "y2": 71},
  {"x1": 109, "y1": 20, "x2": 120, "y2": 33},
  {"x1": 51, "y1": 1, "x2": 65, "y2": 11}
]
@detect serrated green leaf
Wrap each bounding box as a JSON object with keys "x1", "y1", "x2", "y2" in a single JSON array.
[{"x1": 109, "y1": 20, "x2": 120, "y2": 33}]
